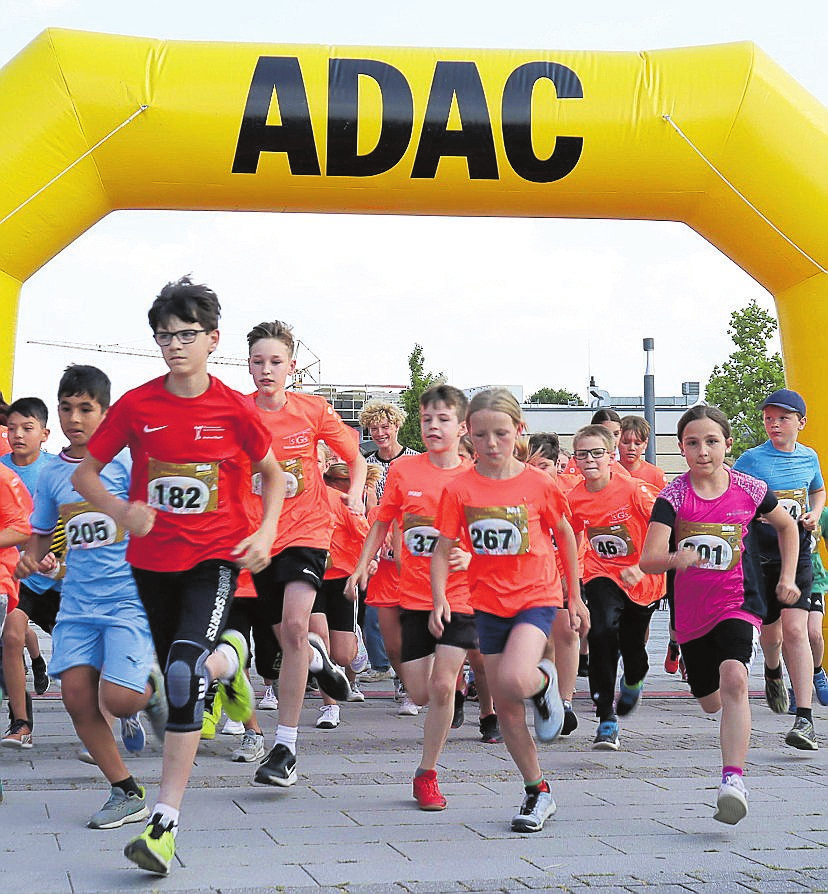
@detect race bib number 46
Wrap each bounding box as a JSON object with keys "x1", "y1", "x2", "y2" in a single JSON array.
[
  {"x1": 587, "y1": 523, "x2": 634, "y2": 560},
  {"x1": 403, "y1": 513, "x2": 440, "y2": 557},
  {"x1": 148, "y1": 458, "x2": 219, "y2": 514},
  {"x1": 465, "y1": 505, "x2": 529, "y2": 556},
  {"x1": 60, "y1": 500, "x2": 124, "y2": 550},
  {"x1": 676, "y1": 521, "x2": 742, "y2": 571}
]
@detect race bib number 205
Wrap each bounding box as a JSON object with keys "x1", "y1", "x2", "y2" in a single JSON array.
[
  {"x1": 59, "y1": 500, "x2": 124, "y2": 550},
  {"x1": 465, "y1": 505, "x2": 529, "y2": 556}
]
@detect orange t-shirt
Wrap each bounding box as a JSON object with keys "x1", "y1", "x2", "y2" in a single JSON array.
[
  {"x1": 364, "y1": 506, "x2": 400, "y2": 607},
  {"x1": 377, "y1": 453, "x2": 473, "y2": 613},
  {"x1": 0, "y1": 463, "x2": 32, "y2": 611},
  {"x1": 246, "y1": 391, "x2": 360, "y2": 554},
  {"x1": 624, "y1": 460, "x2": 668, "y2": 490},
  {"x1": 324, "y1": 485, "x2": 370, "y2": 579},
  {"x1": 234, "y1": 568, "x2": 257, "y2": 599},
  {"x1": 0, "y1": 427, "x2": 10, "y2": 457},
  {"x1": 567, "y1": 471, "x2": 665, "y2": 606},
  {"x1": 436, "y1": 464, "x2": 567, "y2": 617}
]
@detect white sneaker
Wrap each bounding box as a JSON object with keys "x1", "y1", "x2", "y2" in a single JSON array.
[
  {"x1": 350, "y1": 625, "x2": 370, "y2": 674},
  {"x1": 346, "y1": 681, "x2": 365, "y2": 703},
  {"x1": 714, "y1": 773, "x2": 748, "y2": 825},
  {"x1": 221, "y1": 718, "x2": 245, "y2": 735},
  {"x1": 398, "y1": 695, "x2": 420, "y2": 716},
  {"x1": 231, "y1": 729, "x2": 265, "y2": 762},
  {"x1": 316, "y1": 704, "x2": 341, "y2": 729},
  {"x1": 259, "y1": 685, "x2": 279, "y2": 711},
  {"x1": 358, "y1": 667, "x2": 394, "y2": 683}
]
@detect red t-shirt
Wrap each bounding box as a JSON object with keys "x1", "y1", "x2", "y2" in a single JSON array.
[
  {"x1": 324, "y1": 485, "x2": 370, "y2": 579},
  {"x1": 0, "y1": 463, "x2": 33, "y2": 610},
  {"x1": 436, "y1": 464, "x2": 567, "y2": 616},
  {"x1": 567, "y1": 471, "x2": 665, "y2": 606},
  {"x1": 88, "y1": 376, "x2": 271, "y2": 573},
  {"x1": 378, "y1": 453, "x2": 473, "y2": 613},
  {"x1": 364, "y1": 505, "x2": 400, "y2": 607},
  {"x1": 246, "y1": 391, "x2": 359, "y2": 554},
  {"x1": 0, "y1": 427, "x2": 10, "y2": 457}
]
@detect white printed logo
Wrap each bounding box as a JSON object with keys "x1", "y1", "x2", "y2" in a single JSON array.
[
  {"x1": 143, "y1": 424, "x2": 167, "y2": 433},
  {"x1": 194, "y1": 425, "x2": 225, "y2": 441}
]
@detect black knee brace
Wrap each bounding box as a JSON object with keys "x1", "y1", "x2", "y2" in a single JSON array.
[{"x1": 165, "y1": 639, "x2": 210, "y2": 732}]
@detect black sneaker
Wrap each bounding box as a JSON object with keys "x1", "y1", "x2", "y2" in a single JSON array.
[
  {"x1": 308, "y1": 633, "x2": 350, "y2": 701},
  {"x1": 785, "y1": 716, "x2": 818, "y2": 751},
  {"x1": 255, "y1": 743, "x2": 298, "y2": 787},
  {"x1": 561, "y1": 700, "x2": 578, "y2": 736},
  {"x1": 451, "y1": 690, "x2": 465, "y2": 729},
  {"x1": 31, "y1": 656, "x2": 50, "y2": 695},
  {"x1": 479, "y1": 713, "x2": 503, "y2": 744}
]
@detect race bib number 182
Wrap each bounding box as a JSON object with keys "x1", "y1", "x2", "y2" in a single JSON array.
[{"x1": 148, "y1": 458, "x2": 219, "y2": 514}]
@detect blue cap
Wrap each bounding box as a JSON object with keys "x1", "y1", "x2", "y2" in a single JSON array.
[{"x1": 759, "y1": 388, "x2": 806, "y2": 416}]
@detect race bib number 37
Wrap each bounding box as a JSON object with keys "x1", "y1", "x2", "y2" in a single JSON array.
[
  {"x1": 465, "y1": 505, "x2": 529, "y2": 556},
  {"x1": 403, "y1": 513, "x2": 440, "y2": 557},
  {"x1": 60, "y1": 500, "x2": 124, "y2": 550},
  {"x1": 148, "y1": 458, "x2": 219, "y2": 514},
  {"x1": 676, "y1": 521, "x2": 742, "y2": 572}
]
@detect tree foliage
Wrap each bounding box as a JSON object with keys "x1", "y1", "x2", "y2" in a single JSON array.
[
  {"x1": 399, "y1": 344, "x2": 443, "y2": 452},
  {"x1": 705, "y1": 298, "x2": 785, "y2": 457},
  {"x1": 527, "y1": 386, "x2": 585, "y2": 406}
]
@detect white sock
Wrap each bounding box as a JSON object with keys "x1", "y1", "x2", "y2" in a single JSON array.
[
  {"x1": 308, "y1": 640, "x2": 324, "y2": 674},
  {"x1": 214, "y1": 642, "x2": 240, "y2": 681},
  {"x1": 274, "y1": 724, "x2": 298, "y2": 755},
  {"x1": 152, "y1": 802, "x2": 180, "y2": 835}
]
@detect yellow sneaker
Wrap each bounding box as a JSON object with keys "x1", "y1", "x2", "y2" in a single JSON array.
[
  {"x1": 124, "y1": 813, "x2": 176, "y2": 875},
  {"x1": 200, "y1": 687, "x2": 222, "y2": 740},
  {"x1": 217, "y1": 630, "x2": 255, "y2": 723}
]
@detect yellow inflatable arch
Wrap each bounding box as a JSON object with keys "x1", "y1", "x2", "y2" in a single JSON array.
[{"x1": 0, "y1": 30, "x2": 826, "y2": 439}]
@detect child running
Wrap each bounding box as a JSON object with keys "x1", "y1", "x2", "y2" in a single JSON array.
[
  {"x1": 431, "y1": 388, "x2": 588, "y2": 833},
  {"x1": 641, "y1": 405, "x2": 800, "y2": 824},
  {"x1": 72, "y1": 278, "x2": 285, "y2": 875}
]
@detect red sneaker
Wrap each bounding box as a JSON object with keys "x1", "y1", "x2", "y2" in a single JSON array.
[
  {"x1": 664, "y1": 641, "x2": 680, "y2": 675},
  {"x1": 413, "y1": 770, "x2": 447, "y2": 811}
]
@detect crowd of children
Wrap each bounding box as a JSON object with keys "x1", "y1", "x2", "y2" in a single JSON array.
[{"x1": 1, "y1": 276, "x2": 826, "y2": 874}]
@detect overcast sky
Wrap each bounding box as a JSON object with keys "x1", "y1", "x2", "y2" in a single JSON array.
[{"x1": 2, "y1": 1, "x2": 825, "y2": 448}]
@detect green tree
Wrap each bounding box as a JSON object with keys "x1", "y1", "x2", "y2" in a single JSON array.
[
  {"x1": 528, "y1": 386, "x2": 585, "y2": 406},
  {"x1": 399, "y1": 344, "x2": 444, "y2": 452},
  {"x1": 705, "y1": 298, "x2": 785, "y2": 457}
]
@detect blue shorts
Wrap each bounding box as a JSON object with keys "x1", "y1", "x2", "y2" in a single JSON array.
[
  {"x1": 50, "y1": 611, "x2": 155, "y2": 693},
  {"x1": 474, "y1": 606, "x2": 557, "y2": 655}
]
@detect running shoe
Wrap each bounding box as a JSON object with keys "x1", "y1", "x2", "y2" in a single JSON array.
[
  {"x1": 466, "y1": 680, "x2": 479, "y2": 702},
  {"x1": 394, "y1": 676, "x2": 405, "y2": 703},
  {"x1": 785, "y1": 716, "x2": 819, "y2": 750},
  {"x1": 358, "y1": 666, "x2": 394, "y2": 683},
  {"x1": 451, "y1": 690, "x2": 465, "y2": 729},
  {"x1": 616, "y1": 677, "x2": 644, "y2": 717},
  {"x1": 531, "y1": 659, "x2": 564, "y2": 742},
  {"x1": 31, "y1": 655, "x2": 50, "y2": 695},
  {"x1": 788, "y1": 687, "x2": 797, "y2": 715},
  {"x1": 592, "y1": 719, "x2": 620, "y2": 751},
  {"x1": 120, "y1": 713, "x2": 146, "y2": 754},
  {"x1": 413, "y1": 769, "x2": 446, "y2": 811},
  {"x1": 78, "y1": 750, "x2": 97, "y2": 765},
  {"x1": 664, "y1": 641, "x2": 680, "y2": 675},
  {"x1": 316, "y1": 704, "x2": 341, "y2": 729},
  {"x1": 231, "y1": 729, "x2": 265, "y2": 762},
  {"x1": 764, "y1": 673, "x2": 789, "y2": 714},
  {"x1": 561, "y1": 700, "x2": 578, "y2": 736},
  {"x1": 511, "y1": 784, "x2": 556, "y2": 833},
  {"x1": 217, "y1": 630, "x2": 255, "y2": 722},
  {"x1": 2, "y1": 719, "x2": 33, "y2": 749},
  {"x1": 143, "y1": 664, "x2": 168, "y2": 743},
  {"x1": 221, "y1": 718, "x2": 245, "y2": 735},
  {"x1": 346, "y1": 681, "x2": 365, "y2": 702},
  {"x1": 258, "y1": 684, "x2": 279, "y2": 711},
  {"x1": 255, "y1": 743, "x2": 298, "y2": 787},
  {"x1": 350, "y1": 625, "x2": 370, "y2": 674},
  {"x1": 814, "y1": 668, "x2": 828, "y2": 707},
  {"x1": 124, "y1": 812, "x2": 176, "y2": 875},
  {"x1": 713, "y1": 773, "x2": 748, "y2": 825},
  {"x1": 200, "y1": 687, "x2": 222, "y2": 740},
  {"x1": 88, "y1": 785, "x2": 149, "y2": 829},
  {"x1": 479, "y1": 713, "x2": 503, "y2": 744},
  {"x1": 308, "y1": 632, "x2": 351, "y2": 702},
  {"x1": 398, "y1": 695, "x2": 420, "y2": 716}
]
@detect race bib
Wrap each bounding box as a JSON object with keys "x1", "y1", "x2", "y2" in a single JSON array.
[
  {"x1": 402, "y1": 513, "x2": 440, "y2": 557},
  {"x1": 465, "y1": 505, "x2": 529, "y2": 556},
  {"x1": 774, "y1": 488, "x2": 807, "y2": 522},
  {"x1": 587, "y1": 523, "x2": 634, "y2": 560},
  {"x1": 148, "y1": 458, "x2": 219, "y2": 514},
  {"x1": 676, "y1": 520, "x2": 742, "y2": 571},
  {"x1": 60, "y1": 500, "x2": 124, "y2": 550},
  {"x1": 279, "y1": 457, "x2": 306, "y2": 499}
]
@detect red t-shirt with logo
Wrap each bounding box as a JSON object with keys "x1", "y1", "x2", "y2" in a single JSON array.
[
  {"x1": 567, "y1": 471, "x2": 665, "y2": 606},
  {"x1": 436, "y1": 464, "x2": 567, "y2": 616},
  {"x1": 378, "y1": 453, "x2": 473, "y2": 613},
  {"x1": 0, "y1": 463, "x2": 32, "y2": 610},
  {"x1": 324, "y1": 485, "x2": 370, "y2": 579},
  {"x1": 87, "y1": 375, "x2": 271, "y2": 573},
  {"x1": 246, "y1": 391, "x2": 359, "y2": 555}
]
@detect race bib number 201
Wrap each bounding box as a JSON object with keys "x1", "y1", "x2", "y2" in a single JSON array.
[
  {"x1": 675, "y1": 521, "x2": 742, "y2": 572},
  {"x1": 148, "y1": 458, "x2": 219, "y2": 514},
  {"x1": 465, "y1": 505, "x2": 529, "y2": 556}
]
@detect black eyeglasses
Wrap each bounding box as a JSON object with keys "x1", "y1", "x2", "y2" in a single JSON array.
[
  {"x1": 574, "y1": 447, "x2": 609, "y2": 460},
  {"x1": 153, "y1": 329, "x2": 207, "y2": 346}
]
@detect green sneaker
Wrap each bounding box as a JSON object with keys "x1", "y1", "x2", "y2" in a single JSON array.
[
  {"x1": 88, "y1": 785, "x2": 149, "y2": 829},
  {"x1": 124, "y1": 813, "x2": 176, "y2": 875},
  {"x1": 144, "y1": 664, "x2": 168, "y2": 743},
  {"x1": 217, "y1": 630, "x2": 254, "y2": 723}
]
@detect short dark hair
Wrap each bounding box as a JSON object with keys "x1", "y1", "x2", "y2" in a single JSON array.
[
  {"x1": 148, "y1": 276, "x2": 220, "y2": 333},
  {"x1": 420, "y1": 384, "x2": 468, "y2": 418},
  {"x1": 246, "y1": 320, "x2": 295, "y2": 355},
  {"x1": 677, "y1": 405, "x2": 731, "y2": 441},
  {"x1": 7, "y1": 397, "x2": 48, "y2": 427},
  {"x1": 528, "y1": 432, "x2": 560, "y2": 463},
  {"x1": 591, "y1": 408, "x2": 622, "y2": 425},
  {"x1": 58, "y1": 365, "x2": 111, "y2": 410}
]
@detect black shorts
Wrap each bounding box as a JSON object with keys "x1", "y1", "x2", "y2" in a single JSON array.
[
  {"x1": 16, "y1": 583, "x2": 61, "y2": 634},
  {"x1": 681, "y1": 618, "x2": 756, "y2": 700},
  {"x1": 132, "y1": 559, "x2": 238, "y2": 667},
  {"x1": 761, "y1": 558, "x2": 812, "y2": 624},
  {"x1": 252, "y1": 546, "x2": 328, "y2": 625},
  {"x1": 809, "y1": 591, "x2": 825, "y2": 613},
  {"x1": 313, "y1": 577, "x2": 358, "y2": 633},
  {"x1": 226, "y1": 596, "x2": 281, "y2": 679},
  {"x1": 400, "y1": 608, "x2": 478, "y2": 663}
]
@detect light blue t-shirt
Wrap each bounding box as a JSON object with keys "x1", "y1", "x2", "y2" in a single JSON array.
[
  {"x1": 30, "y1": 448, "x2": 144, "y2": 620},
  {"x1": 0, "y1": 451, "x2": 61, "y2": 595}
]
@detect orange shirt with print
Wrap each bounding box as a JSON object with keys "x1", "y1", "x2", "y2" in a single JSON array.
[
  {"x1": 436, "y1": 464, "x2": 567, "y2": 617},
  {"x1": 567, "y1": 471, "x2": 665, "y2": 606},
  {"x1": 325, "y1": 485, "x2": 370, "y2": 579},
  {"x1": 364, "y1": 506, "x2": 400, "y2": 607},
  {"x1": 377, "y1": 453, "x2": 472, "y2": 613}
]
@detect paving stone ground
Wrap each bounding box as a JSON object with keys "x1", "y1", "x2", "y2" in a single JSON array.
[{"x1": 2, "y1": 610, "x2": 828, "y2": 893}]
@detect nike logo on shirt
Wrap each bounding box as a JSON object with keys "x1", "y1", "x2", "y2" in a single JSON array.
[{"x1": 144, "y1": 425, "x2": 168, "y2": 433}]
